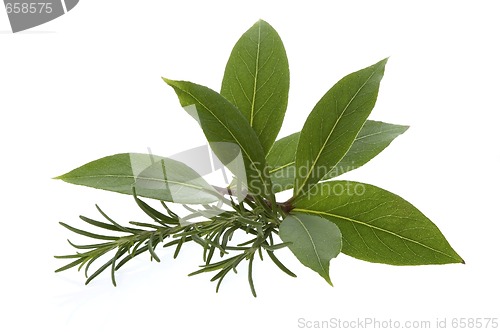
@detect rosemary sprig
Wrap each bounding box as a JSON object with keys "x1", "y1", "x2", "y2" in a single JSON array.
[{"x1": 55, "y1": 191, "x2": 295, "y2": 296}]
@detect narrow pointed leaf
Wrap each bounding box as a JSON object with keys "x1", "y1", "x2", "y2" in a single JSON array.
[
  {"x1": 55, "y1": 257, "x2": 86, "y2": 273},
  {"x1": 163, "y1": 79, "x2": 273, "y2": 201},
  {"x1": 266, "y1": 250, "x2": 297, "y2": 278},
  {"x1": 294, "y1": 59, "x2": 388, "y2": 197},
  {"x1": 221, "y1": 19, "x2": 289, "y2": 154},
  {"x1": 267, "y1": 120, "x2": 408, "y2": 192},
  {"x1": 293, "y1": 181, "x2": 464, "y2": 265},
  {"x1": 59, "y1": 222, "x2": 119, "y2": 241},
  {"x1": 279, "y1": 213, "x2": 342, "y2": 285},
  {"x1": 55, "y1": 153, "x2": 220, "y2": 204}
]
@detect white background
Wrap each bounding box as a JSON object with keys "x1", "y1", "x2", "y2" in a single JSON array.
[{"x1": 1, "y1": 1, "x2": 499, "y2": 331}]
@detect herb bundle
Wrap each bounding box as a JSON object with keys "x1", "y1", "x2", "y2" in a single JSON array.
[{"x1": 55, "y1": 20, "x2": 463, "y2": 296}]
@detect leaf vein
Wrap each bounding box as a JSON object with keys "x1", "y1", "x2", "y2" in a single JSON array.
[{"x1": 293, "y1": 208, "x2": 457, "y2": 260}]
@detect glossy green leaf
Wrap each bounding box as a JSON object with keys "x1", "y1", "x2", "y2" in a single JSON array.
[
  {"x1": 163, "y1": 79, "x2": 273, "y2": 200},
  {"x1": 294, "y1": 59, "x2": 388, "y2": 197},
  {"x1": 221, "y1": 19, "x2": 289, "y2": 154},
  {"x1": 267, "y1": 120, "x2": 408, "y2": 192},
  {"x1": 279, "y1": 213, "x2": 342, "y2": 285},
  {"x1": 323, "y1": 120, "x2": 408, "y2": 179},
  {"x1": 293, "y1": 181, "x2": 464, "y2": 265},
  {"x1": 55, "y1": 153, "x2": 221, "y2": 204}
]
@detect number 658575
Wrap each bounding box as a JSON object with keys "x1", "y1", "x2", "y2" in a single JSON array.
[{"x1": 5, "y1": 2, "x2": 53, "y2": 14}]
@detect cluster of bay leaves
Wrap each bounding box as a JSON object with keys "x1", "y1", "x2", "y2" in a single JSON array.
[{"x1": 56, "y1": 20, "x2": 463, "y2": 292}]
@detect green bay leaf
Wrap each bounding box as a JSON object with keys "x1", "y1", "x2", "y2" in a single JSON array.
[
  {"x1": 267, "y1": 120, "x2": 408, "y2": 192},
  {"x1": 293, "y1": 181, "x2": 464, "y2": 265},
  {"x1": 163, "y1": 79, "x2": 273, "y2": 201},
  {"x1": 323, "y1": 120, "x2": 408, "y2": 179},
  {"x1": 294, "y1": 59, "x2": 388, "y2": 197},
  {"x1": 55, "y1": 153, "x2": 221, "y2": 204},
  {"x1": 279, "y1": 213, "x2": 342, "y2": 285},
  {"x1": 221, "y1": 19, "x2": 289, "y2": 154}
]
